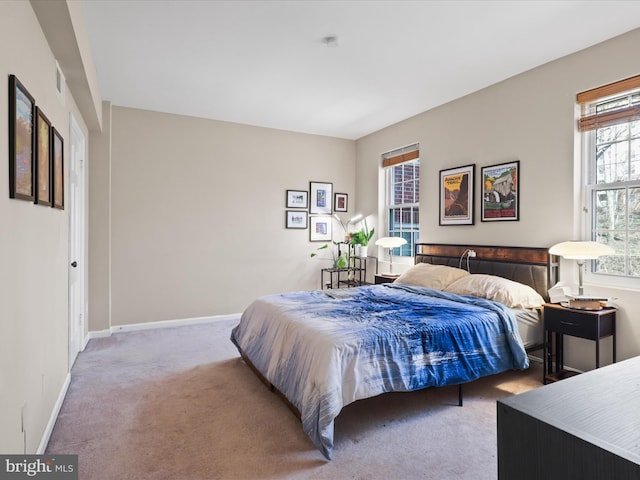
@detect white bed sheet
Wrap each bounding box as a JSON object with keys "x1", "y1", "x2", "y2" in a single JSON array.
[{"x1": 514, "y1": 307, "x2": 542, "y2": 349}]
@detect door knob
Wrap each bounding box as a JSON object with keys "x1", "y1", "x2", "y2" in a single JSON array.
[{"x1": 71, "y1": 261, "x2": 78, "y2": 268}]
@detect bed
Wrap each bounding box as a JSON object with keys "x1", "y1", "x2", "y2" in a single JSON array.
[
  {"x1": 412, "y1": 244, "x2": 558, "y2": 352},
  {"x1": 230, "y1": 244, "x2": 558, "y2": 460}
]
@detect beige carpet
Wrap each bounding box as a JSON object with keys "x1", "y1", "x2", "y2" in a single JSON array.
[{"x1": 46, "y1": 318, "x2": 543, "y2": 480}]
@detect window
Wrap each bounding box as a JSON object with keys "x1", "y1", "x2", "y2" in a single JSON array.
[
  {"x1": 579, "y1": 75, "x2": 640, "y2": 281},
  {"x1": 383, "y1": 145, "x2": 420, "y2": 257}
]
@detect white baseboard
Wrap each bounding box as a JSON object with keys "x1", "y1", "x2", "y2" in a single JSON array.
[
  {"x1": 528, "y1": 354, "x2": 543, "y2": 364},
  {"x1": 83, "y1": 328, "x2": 110, "y2": 348},
  {"x1": 84, "y1": 314, "x2": 241, "y2": 345},
  {"x1": 110, "y1": 313, "x2": 240, "y2": 333},
  {"x1": 37, "y1": 373, "x2": 71, "y2": 454}
]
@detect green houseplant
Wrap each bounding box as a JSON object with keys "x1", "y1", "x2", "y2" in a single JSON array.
[
  {"x1": 349, "y1": 220, "x2": 374, "y2": 257},
  {"x1": 310, "y1": 242, "x2": 347, "y2": 268}
]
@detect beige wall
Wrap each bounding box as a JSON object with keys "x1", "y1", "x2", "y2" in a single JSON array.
[
  {"x1": 88, "y1": 101, "x2": 111, "y2": 332},
  {"x1": 0, "y1": 1, "x2": 91, "y2": 453},
  {"x1": 91, "y1": 107, "x2": 356, "y2": 328},
  {"x1": 356, "y1": 28, "x2": 640, "y2": 370}
]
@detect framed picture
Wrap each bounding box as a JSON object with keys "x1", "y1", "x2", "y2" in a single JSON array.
[
  {"x1": 334, "y1": 193, "x2": 348, "y2": 212},
  {"x1": 8, "y1": 75, "x2": 35, "y2": 201},
  {"x1": 439, "y1": 164, "x2": 475, "y2": 225},
  {"x1": 286, "y1": 189, "x2": 308, "y2": 208},
  {"x1": 286, "y1": 210, "x2": 308, "y2": 229},
  {"x1": 310, "y1": 181, "x2": 333, "y2": 214},
  {"x1": 34, "y1": 107, "x2": 52, "y2": 206},
  {"x1": 481, "y1": 160, "x2": 519, "y2": 222},
  {"x1": 52, "y1": 127, "x2": 64, "y2": 210},
  {"x1": 310, "y1": 216, "x2": 332, "y2": 242}
]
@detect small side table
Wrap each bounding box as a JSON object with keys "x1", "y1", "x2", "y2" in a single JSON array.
[
  {"x1": 543, "y1": 302, "x2": 616, "y2": 384},
  {"x1": 374, "y1": 273, "x2": 399, "y2": 284}
]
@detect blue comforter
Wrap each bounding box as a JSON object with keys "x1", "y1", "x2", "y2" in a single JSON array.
[{"x1": 230, "y1": 283, "x2": 528, "y2": 460}]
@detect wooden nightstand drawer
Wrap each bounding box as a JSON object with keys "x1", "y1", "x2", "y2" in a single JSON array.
[
  {"x1": 375, "y1": 274, "x2": 399, "y2": 284},
  {"x1": 545, "y1": 309, "x2": 595, "y2": 339},
  {"x1": 544, "y1": 305, "x2": 614, "y2": 340}
]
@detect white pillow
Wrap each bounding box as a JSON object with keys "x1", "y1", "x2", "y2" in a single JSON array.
[
  {"x1": 393, "y1": 263, "x2": 470, "y2": 290},
  {"x1": 443, "y1": 274, "x2": 545, "y2": 308}
]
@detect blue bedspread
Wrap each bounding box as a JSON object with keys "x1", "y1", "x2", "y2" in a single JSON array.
[{"x1": 230, "y1": 283, "x2": 528, "y2": 460}]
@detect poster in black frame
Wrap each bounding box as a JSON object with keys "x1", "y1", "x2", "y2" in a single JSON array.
[
  {"x1": 52, "y1": 127, "x2": 64, "y2": 210},
  {"x1": 481, "y1": 160, "x2": 519, "y2": 222},
  {"x1": 8, "y1": 75, "x2": 35, "y2": 201},
  {"x1": 439, "y1": 164, "x2": 475, "y2": 225},
  {"x1": 34, "y1": 106, "x2": 52, "y2": 206}
]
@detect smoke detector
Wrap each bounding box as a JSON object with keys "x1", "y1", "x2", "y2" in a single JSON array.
[{"x1": 322, "y1": 35, "x2": 339, "y2": 47}]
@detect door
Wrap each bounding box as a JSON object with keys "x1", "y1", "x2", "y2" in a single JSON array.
[{"x1": 69, "y1": 114, "x2": 86, "y2": 368}]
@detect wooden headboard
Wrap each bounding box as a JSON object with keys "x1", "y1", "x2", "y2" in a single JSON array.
[{"x1": 415, "y1": 244, "x2": 559, "y2": 301}]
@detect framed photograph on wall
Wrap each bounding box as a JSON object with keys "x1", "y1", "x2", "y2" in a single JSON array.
[
  {"x1": 310, "y1": 215, "x2": 332, "y2": 241},
  {"x1": 52, "y1": 127, "x2": 64, "y2": 210},
  {"x1": 34, "y1": 107, "x2": 52, "y2": 206},
  {"x1": 286, "y1": 210, "x2": 308, "y2": 229},
  {"x1": 8, "y1": 75, "x2": 35, "y2": 201},
  {"x1": 309, "y1": 181, "x2": 333, "y2": 214},
  {"x1": 481, "y1": 160, "x2": 519, "y2": 222},
  {"x1": 334, "y1": 193, "x2": 348, "y2": 212},
  {"x1": 286, "y1": 189, "x2": 308, "y2": 209},
  {"x1": 439, "y1": 164, "x2": 475, "y2": 225}
]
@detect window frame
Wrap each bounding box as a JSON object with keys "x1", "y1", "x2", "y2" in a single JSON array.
[
  {"x1": 582, "y1": 90, "x2": 640, "y2": 289},
  {"x1": 384, "y1": 156, "x2": 420, "y2": 259}
]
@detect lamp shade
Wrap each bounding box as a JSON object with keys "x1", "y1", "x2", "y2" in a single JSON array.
[
  {"x1": 549, "y1": 241, "x2": 614, "y2": 259},
  {"x1": 375, "y1": 237, "x2": 407, "y2": 249}
]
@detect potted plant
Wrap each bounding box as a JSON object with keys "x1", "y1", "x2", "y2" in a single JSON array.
[
  {"x1": 310, "y1": 242, "x2": 347, "y2": 268},
  {"x1": 349, "y1": 220, "x2": 374, "y2": 257}
]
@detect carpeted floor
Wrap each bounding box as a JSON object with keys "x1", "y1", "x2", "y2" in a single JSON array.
[{"x1": 46, "y1": 318, "x2": 543, "y2": 480}]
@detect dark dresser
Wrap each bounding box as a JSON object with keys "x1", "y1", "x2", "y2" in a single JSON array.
[{"x1": 497, "y1": 355, "x2": 640, "y2": 480}]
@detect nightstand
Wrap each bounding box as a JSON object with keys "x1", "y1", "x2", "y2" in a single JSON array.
[
  {"x1": 374, "y1": 273, "x2": 399, "y2": 284},
  {"x1": 542, "y1": 302, "x2": 616, "y2": 384}
]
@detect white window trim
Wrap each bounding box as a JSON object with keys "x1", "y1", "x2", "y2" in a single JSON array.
[
  {"x1": 582, "y1": 119, "x2": 640, "y2": 290},
  {"x1": 384, "y1": 160, "x2": 419, "y2": 261}
]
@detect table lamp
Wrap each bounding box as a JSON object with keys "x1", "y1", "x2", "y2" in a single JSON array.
[
  {"x1": 375, "y1": 237, "x2": 407, "y2": 274},
  {"x1": 548, "y1": 241, "x2": 614, "y2": 296}
]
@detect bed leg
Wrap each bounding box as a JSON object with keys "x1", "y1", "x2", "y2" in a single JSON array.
[{"x1": 458, "y1": 384, "x2": 463, "y2": 407}]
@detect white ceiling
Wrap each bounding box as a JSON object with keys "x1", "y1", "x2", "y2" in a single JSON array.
[{"x1": 83, "y1": 0, "x2": 640, "y2": 140}]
